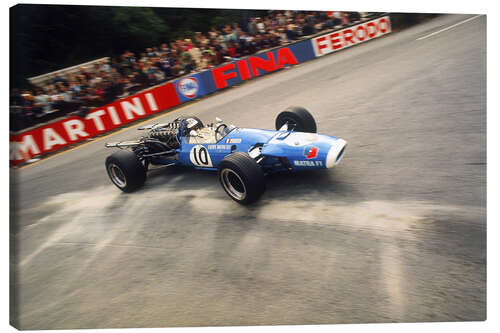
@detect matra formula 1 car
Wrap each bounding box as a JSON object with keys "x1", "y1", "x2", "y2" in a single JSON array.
[{"x1": 105, "y1": 106, "x2": 347, "y2": 204}]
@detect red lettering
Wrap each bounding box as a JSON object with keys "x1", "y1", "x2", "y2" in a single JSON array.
[
  {"x1": 107, "y1": 106, "x2": 121, "y2": 125},
  {"x1": 121, "y1": 97, "x2": 145, "y2": 120},
  {"x1": 248, "y1": 52, "x2": 277, "y2": 77},
  {"x1": 276, "y1": 47, "x2": 298, "y2": 68},
  {"x1": 342, "y1": 29, "x2": 355, "y2": 46},
  {"x1": 356, "y1": 25, "x2": 367, "y2": 41},
  {"x1": 315, "y1": 36, "x2": 329, "y2": 55},
  {"x1": 211, "y1": 63, "x2": 238, "y2": 89},
  {"x1": 379, "y1": 18, "x2": 389, "y2": 33},
  {"x1": 63, "y1": 119, "x2": 89, "y2": 141},
  {"x1": 10, "y1": 82, "x2": 182, "y2": 164},
  {"x1": 10, "y1": 134, "x2": 40, "y2": 161},
  {"x1": 367, "y1": 22, "x2": 378, "y2": 38},
  {"x1": 330, "y1": 33, "x2": 343, "y2": 50},
  {"x1": 237, "y1": 60, "x2": 251, "y2": 80}
]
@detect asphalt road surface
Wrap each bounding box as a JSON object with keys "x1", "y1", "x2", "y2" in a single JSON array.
[{"x1": 10, "y1": 14, "x2": 486, "y2": 329}]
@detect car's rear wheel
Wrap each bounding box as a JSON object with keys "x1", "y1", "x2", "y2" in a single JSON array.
[
  {"x1": 106, "y1": 150, "x2": 146, "y2": 192},
  {"x1": 275, "y1": 106, "x2": 317, "y2": 133},
  {"x1": 218, "y1": 152, "x2": 265, "y2": 204}
]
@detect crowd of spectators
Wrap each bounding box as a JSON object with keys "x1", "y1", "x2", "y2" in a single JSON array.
[{"x1": 10, "y1": 10, "x2": 371, "y2": 131}]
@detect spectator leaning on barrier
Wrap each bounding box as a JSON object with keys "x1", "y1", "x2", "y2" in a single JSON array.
[
  {"x1": 247, "y1": 17, "x2": 257, "y2": 36},
  {"x1": 19, "y1": 90, "x2": 36, "y2": 125},
  {"x1": 232, "y1": 23, "x2": 241, "y2": 39},
  {"x1": 12, "y1": 10, "x2": 366, "y2": 131},
  {"x1": 260, "y1": 17, "x2": 269, "y2": 34},
  {"x1": 10, "y1": 88, "x2": 23, "y2": 108},
  {"x1": 180, "y1": 48, "x2": 193, "y2": 74},
  {"x1": 33, "y1": 88, "x2": 50, "y2": 114},
  {"x1": 303, "y1": 12, "x2": 316, "y2": 35},
  {"x1": 285, "y1": 19, "x2": 298, "y2": 41},
  {"x1": 199, "y1": 50, "x2": 212, "y2": 69},
  {"x1": 188, "y1": 42, "x2": 202, "y2": 70}
]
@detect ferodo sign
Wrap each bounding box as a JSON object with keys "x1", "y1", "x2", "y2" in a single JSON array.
[
  {"x1": 10, "y1": 15, "x2": 392, "y2": 165},
  {"x1": 311, "y1": 16, "x2": 391, "y2": 57},
  {"x1": 10, "y1": 82, "x2": 180, "y2": 164}
]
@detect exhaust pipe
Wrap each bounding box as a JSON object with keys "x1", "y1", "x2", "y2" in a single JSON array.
[{"x1": 105, "y1": 141, "x2": 142, "y2": 148}]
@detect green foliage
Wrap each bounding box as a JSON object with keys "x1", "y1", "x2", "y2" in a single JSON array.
[
  {"x1": 111, "y1": 7, "x2": 169, "y2": 48},
  {"x1": 212, "y1": 16, "x2": 229, "y2": 29},
  {"x1": 10, "y1": 4, "x2": 265, "y2": 88}
]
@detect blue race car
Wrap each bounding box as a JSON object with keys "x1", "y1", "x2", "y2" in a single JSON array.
[{"x1": 105, "y1": 106, "x2": 347, "y2": 204}]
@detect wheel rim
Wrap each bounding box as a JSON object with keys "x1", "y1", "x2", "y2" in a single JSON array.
[
  {"x1": 221, "y1": 169, "x2": 247, "y2": 201},
  {"x1": 108, "y1": 163, "x2": 127, "y2": 188}
]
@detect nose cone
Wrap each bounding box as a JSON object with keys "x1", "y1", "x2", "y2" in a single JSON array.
[{"x1": 326, "y1": 139, "x2": 347, "y2": 168}]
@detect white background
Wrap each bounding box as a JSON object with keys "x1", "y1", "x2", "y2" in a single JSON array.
[{"x1": 3, "y1": 0, "x2": 497, "y2": 332}]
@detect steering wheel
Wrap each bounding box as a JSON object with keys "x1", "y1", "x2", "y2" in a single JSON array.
[{"x1": 215, "y1": 124, "x2": 228, "y2": 142}]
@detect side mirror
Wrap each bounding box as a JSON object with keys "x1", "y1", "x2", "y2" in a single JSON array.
[{"x1": 189, "y1": 130, "x2": 198, "y2": 137}]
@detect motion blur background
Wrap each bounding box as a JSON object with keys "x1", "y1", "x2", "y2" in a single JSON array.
[{"x1": 9, "y1": 5, "x2": 434, "y2": 132}]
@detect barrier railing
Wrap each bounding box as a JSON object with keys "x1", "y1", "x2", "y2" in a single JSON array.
[
  {"x1": 10, "y1": 15, "x2": 391, "y2": 165},
  {"x1": 27, "y1": 57, "x2": 110, "y2": 87}
]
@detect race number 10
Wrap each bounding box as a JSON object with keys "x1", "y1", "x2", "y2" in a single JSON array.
[{"x1": 189, "y1": 145, "x2": 213, "y2": 167}]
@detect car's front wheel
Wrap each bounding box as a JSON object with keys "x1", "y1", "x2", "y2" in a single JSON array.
[
  {"x1": 105, "y1": 150, "x2": 146, "y2": 192},
  {"x1": 218, "y1": 152, "x2": 266, "y2": 204},
  {"x1": 275, "y1": 106, "x2": 317, "y2": 133}
]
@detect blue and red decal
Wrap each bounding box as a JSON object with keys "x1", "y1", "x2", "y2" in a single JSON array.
[{"x1": 304, "y1": 145, "x2": 319, "y2": 159}]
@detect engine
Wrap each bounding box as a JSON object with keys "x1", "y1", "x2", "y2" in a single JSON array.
[
  {"x1": 147, "y1": 127, "x2": 180, "y2": 150},
  {"x1": 149, "y1": 129, "x2": 175, "y2": 142}
]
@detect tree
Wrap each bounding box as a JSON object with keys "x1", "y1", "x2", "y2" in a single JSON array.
[
  {"x1": 10, "y1": 4, "x2": 265, "y2": 88},
  {"x1": 110, "y1": 7, "x2": 169, "y2": 51}
]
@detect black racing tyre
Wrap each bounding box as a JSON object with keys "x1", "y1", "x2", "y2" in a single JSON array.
[
  {"x1": 218, "y1": 152, "x2": 266, "y2": 205},
  {"x1": 275, "y1": 106, "x2": 317, "y2": 133},
  {"x1": 105, "y1": 150, "x2": 147, "y2": 192}
]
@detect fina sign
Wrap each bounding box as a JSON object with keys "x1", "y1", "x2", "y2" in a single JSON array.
[
  {"x1": 177, "y1": 77, "x2": 199, "y2": 99},
  {"x1": 210, "y1": 47, "x2": 299, "y2": 89}
]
